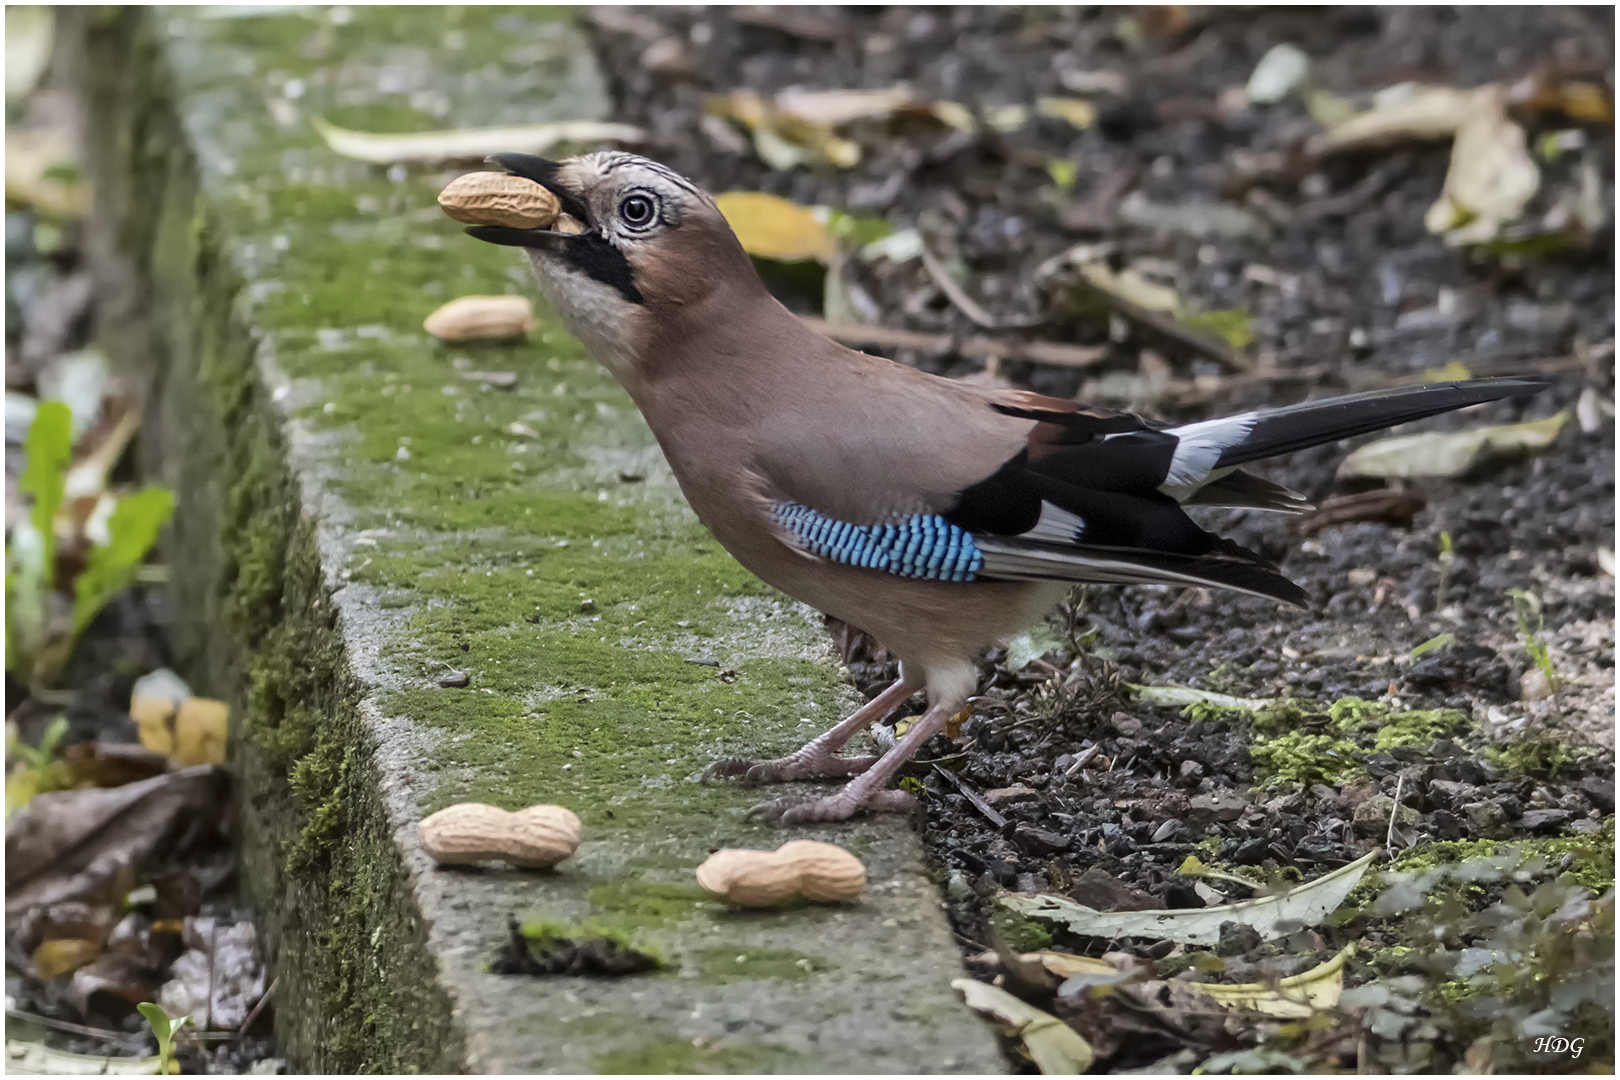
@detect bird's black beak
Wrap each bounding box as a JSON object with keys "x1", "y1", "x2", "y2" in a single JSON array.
[
  {"x1": 486, "y1": 153, "x2": 591, "y2": 222},
  {"x1": 463, "y1": 224, "x2": 569, "y2": 249}
]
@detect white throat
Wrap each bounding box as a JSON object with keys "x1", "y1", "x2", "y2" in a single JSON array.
[{"x1": 524, "y1": 251, "x2": 640, "y2": 389}]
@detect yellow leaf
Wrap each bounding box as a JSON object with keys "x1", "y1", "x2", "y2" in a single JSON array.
[
  {"x1": 1180, "y1": 309, "x2": 1254, "y2": 349},
  {"x1": 986, "y1": 104, "x2": 1030, "y2": 133},
  {"x1": 954, "y1": 979, "x2": 1095, "y2": 1074},
  {"x1": 1036, "y1": 97, "x2": 1096, "y2": 129},
  {"x1": 33, "y1": 938, "x2": 101, "y2": 980},
  {"x1": 132, "y1": 695, "x2": 177, "y2": 756},
  {"x1": 714, "y1": 192, "x2": 835, "y2": 263},
  {"x1": 1422, "y1": 360, "x2": 1474, "y2": 383},
  {"x1": 1557, "y1": 81, "x2": 1613, "y2": 123},
  {"x1": 1194, "y1": 944, "x2": 1354, "y2": 1018},
  {"x1": 173, "y1": 698, "x2": 229, "y2": 767},
  {"x1": 1079, "y1": 263, "x2": 1181, "y2": 314},
  {"x1": 930, "y1": 101, "x2": 976, "y2": 132}
]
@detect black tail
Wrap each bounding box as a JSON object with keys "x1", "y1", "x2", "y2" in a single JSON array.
[{"x1": 1214, "y1": 377, "x2": 1549, "y2": 469}]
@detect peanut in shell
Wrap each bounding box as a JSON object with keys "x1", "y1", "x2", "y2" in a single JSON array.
[{"x1": 437, "y1": 171, "x2": 561, "y2": 229}]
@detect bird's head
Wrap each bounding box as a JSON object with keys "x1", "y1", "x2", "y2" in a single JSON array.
[{"x1": 464, "y1": 151, "x2": 759, "y2": 387}]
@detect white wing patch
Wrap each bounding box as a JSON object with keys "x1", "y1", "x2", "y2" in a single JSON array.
[
  {"x1": 1020, "y1": 501, "x2": 1086, "y2": 544},
  {"x1": 1161, "y1": 413, "x2": 1258, "y2": 488}
]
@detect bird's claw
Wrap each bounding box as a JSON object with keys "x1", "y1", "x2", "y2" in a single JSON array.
[
  {"x1": 745, "y1": 788, "x2": 916, "y2": 826},
  {"x1": 703, "y1": 750, "x2": 878, "y2": 786},
  {"x1": 700, "y1": 758, "x2": 756, "y2": 782}
]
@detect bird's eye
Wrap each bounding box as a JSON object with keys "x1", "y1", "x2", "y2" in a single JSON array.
[{"x1": 619, "y1": 193, "x2": 656, "y2": 229}]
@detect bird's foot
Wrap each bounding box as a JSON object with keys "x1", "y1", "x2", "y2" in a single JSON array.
[
  {"x1": 746, "y1": 788, "x2": 916, "y2": 825},
  {"x1": 702, "y1": 746, "x2": 879, "y2": 785}
]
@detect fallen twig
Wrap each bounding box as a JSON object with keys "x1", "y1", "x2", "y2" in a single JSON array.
[
  {"x1": 933, "y1": 764, "x2": 1008, "y2": 828},
  {"x1": 918, "y1": 239, "x2": 1046, "y2": 331},
  {"x1": 238, "y1": 975, "x2": 278, "y2": 1038},
  {"x1": 800, "y1": 316, "x2": 1107, "y2": 369},
  {"x1": 1065, "y1": 744, "x2": 1105, "y2": 776},
  {"x1": 1299, "y1": 489, "x2": 1427, "y2": 536},
  {"x1": 4, "y1": 1007, "x2": 147, "y2": 1048}
]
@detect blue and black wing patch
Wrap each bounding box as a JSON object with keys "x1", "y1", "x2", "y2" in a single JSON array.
[{"x1": 772, "y1": 502, "x2": 984, "y2": 581}]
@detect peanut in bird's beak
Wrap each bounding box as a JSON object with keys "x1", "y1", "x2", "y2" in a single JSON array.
[{"x1": 442, "y1": 153, "x2": 590, "y2": 249}]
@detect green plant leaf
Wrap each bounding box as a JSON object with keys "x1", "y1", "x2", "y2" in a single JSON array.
[
  {"x1": 1409, "y1": 633, "x2": 1456, "y2": 662},
  {"x1": 135, "y1": 1002, "x2": 172, "y2": 1047},
  {"x1": 136, "y1": 1002, "x2": 187, "y2": 1074},
  {"x1": 1180, "y1": 308, "x2": 1255, "y2": 349},
  {"x1": 72, "y1": 486, "x2": 175, "y2": 637},
  {"x1": 19, "y1": 400, "x2": 73, "y2": 579}
]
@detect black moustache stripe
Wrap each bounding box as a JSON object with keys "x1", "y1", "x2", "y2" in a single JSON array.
[{"x1": 562, "y1": 232, "x2": 645, "y2": 305}]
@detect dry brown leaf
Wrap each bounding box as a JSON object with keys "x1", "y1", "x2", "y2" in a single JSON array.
[
  {"x1": 1306, "y1": 84, "x2": 1475, "y2": 156},
  {"x1": 6, "y1": 765, "x2": 230, "y2": 917},
  {"x1": 310, "y1": 116, "x2": 644, "y2": 166},
  {"x1": 1424, "y1": 85, "x2": 1539, "y2": 244},
  {"x1": 1337, "y1": 410, "x2": 1569, "y2": 480},
  {"x1": 774, "y1": 85, "x2": 914, "y2": 127},
  {"x1": 1003, "y1": 850, "x2": 1378, "y2": 946}
]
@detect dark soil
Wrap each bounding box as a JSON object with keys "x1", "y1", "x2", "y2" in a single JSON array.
[{"x1": 588, "y1": 6, "x2": 1615, "y2": 1072}]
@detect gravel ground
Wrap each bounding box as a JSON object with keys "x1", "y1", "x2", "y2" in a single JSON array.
[{"x1": 588, "y1": 6, "x2": 1614, "y2": 1072}]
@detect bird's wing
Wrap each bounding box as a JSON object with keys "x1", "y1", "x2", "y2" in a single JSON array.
[{"x1": 759, "y1": 370, "x2": 1545, "y2": 608}]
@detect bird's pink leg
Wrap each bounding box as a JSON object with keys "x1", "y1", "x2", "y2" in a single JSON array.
[
  {"x1": 703, "y1": 677, "x2": 915, "y2": 784},
  {"x1": 749, "y1": 699, "x2": 952, "y2": 824}
]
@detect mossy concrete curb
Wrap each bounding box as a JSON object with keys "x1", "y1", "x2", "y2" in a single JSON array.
[{"x1": 62, "y1": 7, "x2": 1005, "y2": 1073}]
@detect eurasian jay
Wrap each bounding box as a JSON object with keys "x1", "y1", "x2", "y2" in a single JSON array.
[{"x1": 460, "y1": 151, "x2": 1544, "y2": 825}]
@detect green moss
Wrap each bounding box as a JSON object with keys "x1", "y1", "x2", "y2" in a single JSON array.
[
  {"x1": 1327, "y1": 696, "x2": 1388, "y2": 731},
  {"x1": 1370, "y1": 709, "x2": 1468, "y2": 751},
  {"x1": 1324, "y1": 697, "x2": 1469, "y2": 750},
  {"x1": 1249, "y1": 699, "x2": 1317, "y2": 735},
  {"x1": 1183, "y1": 700, "x2": 1244, "y2": 722},
  {"x1": 1389, "y1": 820, "x2": 1616, "y2": 896},
  {"x1": 692, "y1": 946, "x2": 828, "y2": 983},
  {"x1": 1249, "y1": 731, "x2": 1366, "y2": 789},
  {"x1": 590, "y1": 1036, "x2": 789, "y2": 1075},
  {"x1": 992, "y1": 907, "x2": 1054, "y2": 952},
  {"x1": 584, "y1": 878, "x2": 715, "y2": 932},
  {"x1": 1485, "y1": 734, "x2": 1592, "y2": 781}
]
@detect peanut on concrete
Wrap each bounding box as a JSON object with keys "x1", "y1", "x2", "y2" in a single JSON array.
[
  {"x1": 695, "y1": 839, "x2": 865, "y2": 906},
  {"x1": 422, "y1": 295, "x2": 537, "y2": 341},
  {"x1": 418, "y1": 802, "x2": 581, "y2": 869}
]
